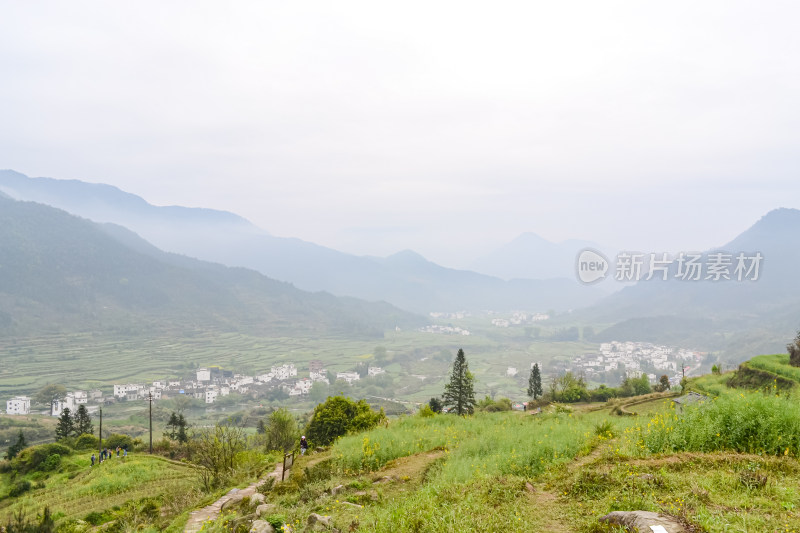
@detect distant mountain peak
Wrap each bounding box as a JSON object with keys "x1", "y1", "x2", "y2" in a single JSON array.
[{"x1": 384, "y1": 249, "x2": 429, "y2": 263}]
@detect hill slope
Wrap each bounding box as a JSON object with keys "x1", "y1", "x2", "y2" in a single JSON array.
[{"x1": 0, "y1": 196, "x2": 425, "y2": 337}]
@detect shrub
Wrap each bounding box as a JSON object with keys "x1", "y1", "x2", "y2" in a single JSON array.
[
  {"x1": 12, "y1": 443, "x2": 72, "y2": 473},
  {"x1": 305, "y1": 396, "x2": 385, "y2": 446},
  {"x1": 74, "y1": 433, "x2": 98, "y2": 450},
  {"x1": 9, "y1": 480, "x2": 32, "y2": 497},
  {"x1": 42, "y1": 453, "x2": 62, "y2": 471},
  {"x1": 418, "y1": 405, "x2": 435, "y2": 418},
  {"x1": 264, "y1": 408, "x2": 299, "y2": 453},
  {"x1": 84, "y1": 510, "x2": 113, "y2": 526},
  {"x1": 104, "y1": 433, "x2": 134, "y2": 451}
]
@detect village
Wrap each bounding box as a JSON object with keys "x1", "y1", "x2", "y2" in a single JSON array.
[
  {"x1": 4, "y1": 360, "x2": 388, "y2": 416},
  {"x1": 570, "y1": 341, "x2": 703, "y2": 385},
  {"x1": 3, "y1": 341, "x2": 702, "y2": 417}
]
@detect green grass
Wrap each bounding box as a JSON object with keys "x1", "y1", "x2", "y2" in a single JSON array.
[
  {"x1": 0, "y1": 452, "x2": 201, "y2": 528},
  {"x1": 618, "y1": 390, "x2": 800, "y2": 457},
  {"x1": 332, "y1": 411, "x2": 611, "y2": 482},
  {"x1": 747, "y1": 354, "x2": 800, "y2": 383}
]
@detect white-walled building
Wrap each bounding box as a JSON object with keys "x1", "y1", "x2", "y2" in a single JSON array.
[
  {"x1": 310, "y1": 370, "x2": 329, "y2": 383},
  {"x1": 271, "y1": 364, "x2": 297, "y2": 381},
  {"x1": 205, "y1": 388, "x2": 218, "y2": 404},
  {"x1": 196, "y1": 368, "x2": 211, "y2": 382},
  {"x1": 6, "y1": 396, "x2": 31, "y2": 415},
  {"x1": 336, "y1": 371, "x2": 361, "y2": 384},
  {"x1": 114, "y1": 384, "x2": 142, "y2": 398},
  {"x1": 368, "y1": 367, "x2": 385, "y2": 377}
]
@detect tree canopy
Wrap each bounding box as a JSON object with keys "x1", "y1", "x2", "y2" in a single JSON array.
[{"x1": 305, "y1": 396, "x2": 385, "y2": 446}]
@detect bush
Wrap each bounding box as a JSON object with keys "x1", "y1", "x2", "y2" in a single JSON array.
[
  {"x1": 305, "y1": 396, "x2": 385, "y2": 446},
  {"x1": 12, "y1": 443, "x2": 72, "y2": 473},
  {"x1": 418, "y1": 405, "x2": 435, "y2": 418},
  {"x1": 104, "y1": 433, "x2": 134, "y2": 451},
  {"x1": 74, "y1": 433, "x2": 98, "y2": 450},
  {"x1": 9, "y1": 480, "x2": 32, "y2": 497},
  {"x1": 42, "y1": 453, "x2": 62, "y2": 471}
]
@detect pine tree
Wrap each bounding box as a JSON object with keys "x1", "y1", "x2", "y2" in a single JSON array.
[
  {"x1": 5, "y1": 430, "x2": 27, "y2": 460},
  {"x1": 166, "y1": 412, "x2": 179, "y2": 439},
  {"x1": 73, "y1": 404, "x2": 93, "y2": 436},
  {"x1": 176, "y1": 414, "x2": 189, "y2": 444},
  {"x1": 528, "y1": 363, "x2": 543, "y2": 400},
  {"x1": 442, "y1": 349, "x2": 476, "y2": 415},
  {"x1": 54, "y1": 408, "x2": 74, "y2": 441}
]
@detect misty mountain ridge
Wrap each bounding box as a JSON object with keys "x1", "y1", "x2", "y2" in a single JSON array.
[
  {"x1": 577, "y1": 207, "x2": 800, "y2": 361},
  {"x1": 0, "y1": 195, "x2": 425, "y2": 337},
  {"x1": 0, "y1": 170, "x2": 606, "y2": 313},
  {"x1": 470, "y1": 231, "x2": 609, "y2": 281}
]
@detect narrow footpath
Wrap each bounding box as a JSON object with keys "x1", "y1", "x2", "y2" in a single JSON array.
[{"x1": 183, "y1": 460, "x2": 286, "y2": 532}]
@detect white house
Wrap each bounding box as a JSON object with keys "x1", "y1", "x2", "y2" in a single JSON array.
[
  {"x1": 506, "y1": 367, "x2": 518, "y2": 377},
  {"x1": 196, "y1": 368, "x2": 211, "y2": 382},
  {"x1": 368, "y1": 367, "x2": 385, "y2": 377},
  {"x1": 113, "y1": 384, "x2": 142, "y2": 398},
  {"x1": 205, "y1": 388, "x2": 218, "y2": 404},
  {"x1": 336, "y1": 371, "x2": 361, "y2": 384},
  {"x1": 271, "y1": 364, "x2": 297, "y2": 381},
  {"x1": 6, "y1": 396, "x2": 31, "y2": 415},
  {"x1": 310, "y1": 370, "x2": 329, "y2": 383}
]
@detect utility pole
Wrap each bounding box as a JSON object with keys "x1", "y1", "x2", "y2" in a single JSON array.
[
  {"x1": 148, "y1": 392, "x2": 153, "y2": 454},
  {"x1": 98, "y1": 407, "x2": 103, "y2": 457}
]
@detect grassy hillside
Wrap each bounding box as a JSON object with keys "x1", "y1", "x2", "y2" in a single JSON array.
[
  {"x1": 0, "y1": 447, "x2": 206, "y2": 531},
  {"x1": 200, "y1": 355, "x2": 800, "y2": 532},
  {"x1": 5, "y1": 355, "x2": 800, "y2": 532}
]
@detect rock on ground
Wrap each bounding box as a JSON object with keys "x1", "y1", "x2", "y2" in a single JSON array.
[
  {"x1": 256, "y1": 503, "x2": 277, "y2": 517},
  {"x1": 249, "y1": 520, "x2": 276, "y2": 533},
  {"x1": 599, "y1": 510, "x2": 686, "y2": 533}
]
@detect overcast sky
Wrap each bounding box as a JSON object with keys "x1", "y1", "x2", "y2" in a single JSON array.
[{"x1": 2, "y1": 1, "x2": 799, "y2": 267}]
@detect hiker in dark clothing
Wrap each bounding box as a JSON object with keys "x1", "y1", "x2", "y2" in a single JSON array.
[
  {"x1": 300, "y1": 436, "x2": 308, "y2": 455},
  {"x1": 91, "y1": 454, "x2": 95, "y2": 467}
]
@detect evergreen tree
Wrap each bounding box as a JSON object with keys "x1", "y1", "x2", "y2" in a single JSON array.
[
  {"x1": 166, "y1": 412, "x2": 179, "y2": 439},
  {"x1": 442, "y1": 349, "x2": 476, "y2": 415},
  {"x1": 54, "y1": 408, "x2": 74, "y2": 441},
  {"x1": 5, "y1": 430, "x2": 27, "y2": 460},
  {"x1": 176, "y1": 414, "x2": 189, "y2": 444},
  {"x1": 428, "y1": 397, "x2": 443, "y2": 413},
  {"x1": 528, "y1": 363, "x2": 543, "y2": 400},
  {"x1": 73, "y1": 404, "x2": 93, "y2": 436}
]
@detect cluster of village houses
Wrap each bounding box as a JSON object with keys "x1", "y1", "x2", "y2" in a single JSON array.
[
  {"x1": 4, "y1": 361, "x2": 387, "y2": 415},
  {"x1": 491, "y1": 312, "x2": 550, "y2": 328},
  {"x1": 571, "y1": 341, "x2": 701, "y2": 385},
  {"x1": 3, "y1": 341, "x2": 700, "y2": 416}
]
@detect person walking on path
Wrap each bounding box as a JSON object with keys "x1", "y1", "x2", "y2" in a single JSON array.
[
  {"x1": 300, "y1": 436, "x2": 308, "y2": 455},
  {"x1": 116, "y1": 446, "x2": 120, "y2": 457},
  {"x1": 91, "y1": 454, "x2": 95, "y2": 467},
  {"x1": 123, "y1": 448, "x2": 127, "y2": 458}
]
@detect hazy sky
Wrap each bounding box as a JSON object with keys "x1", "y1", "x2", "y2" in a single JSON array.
[{"x1": 2, "y1": 1, "x2": 799, "y2": 267}]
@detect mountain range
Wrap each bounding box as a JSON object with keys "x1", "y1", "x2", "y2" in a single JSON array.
[
  {"x1": 0, "y1": 170, "x2": 606, "y2": 314},
  {"x1": 0, "y1": 195, "x2": 425, "y2": 338}
]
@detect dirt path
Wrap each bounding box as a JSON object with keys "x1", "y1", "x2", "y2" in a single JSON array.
[
  {"x1": 183, "y1": 460, "x2": 285, "y2": 532},
  {"x1": 525, "y1": 441, "x2": 612, "y2": 533}
]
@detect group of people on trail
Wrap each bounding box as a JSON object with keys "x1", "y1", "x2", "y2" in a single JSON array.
[{"x1": 90, "y1": 446, "x2": 127, "y2": 467}]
